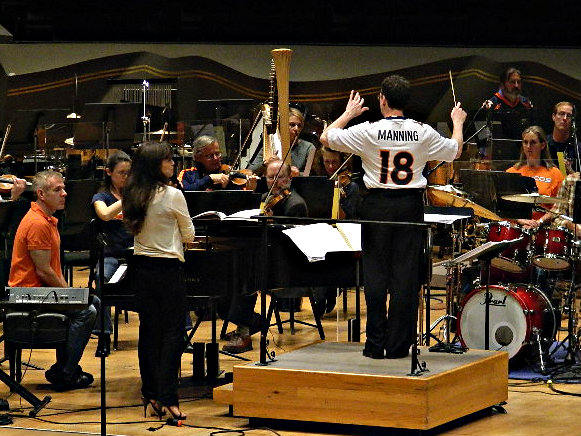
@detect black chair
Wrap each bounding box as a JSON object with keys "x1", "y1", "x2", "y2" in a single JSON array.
[
  {"x1": 266, "y1": 289, "x2": 326, "y2": 340},
  {"x1": 60, "y1": 179, "x2": 101, "y2": 286}
]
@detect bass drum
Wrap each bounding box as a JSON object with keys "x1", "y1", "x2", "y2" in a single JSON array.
[{"x1": 458, "y1": 284, "x2": 556, "y2": 360}]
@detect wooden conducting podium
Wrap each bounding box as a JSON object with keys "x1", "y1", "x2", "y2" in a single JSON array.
[{"x1": 213, "y1": 216, "x2": 508, "y2": 431}]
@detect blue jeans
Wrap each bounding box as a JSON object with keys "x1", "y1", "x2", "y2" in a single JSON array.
[{"x1": 56, "y1": 295, "x2": 100, "y2": 379}]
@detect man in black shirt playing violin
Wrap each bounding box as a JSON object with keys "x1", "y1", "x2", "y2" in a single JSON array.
[
  {"x1": 223, "y1": 158, "x2": 308, "y2": 354},
  {"x1": 262, "y1": 158, "x2": 308, "y2": 216}
]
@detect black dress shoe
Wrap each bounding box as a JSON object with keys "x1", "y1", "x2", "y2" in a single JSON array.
[
  {"x1": 362, "y1": 348, "x2": 384, "y2": 359},
  {"x1": 385, "y1": 349, "x2": 410, "y2": 359},
  {"x1": 58, "y1": 372, "x2": 93, "y2": 391},
  {"x1": 222, "y1": 333, "x2": 253, "y2": 354}
]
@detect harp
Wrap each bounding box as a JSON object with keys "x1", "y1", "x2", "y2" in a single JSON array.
[{"x1": 271, "y1": 48, "x2": 292, "y2": 165}]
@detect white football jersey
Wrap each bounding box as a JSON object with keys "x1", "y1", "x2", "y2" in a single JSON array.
[{"x1": 328, "y1": 117, "x2": 458, "y2": 189}]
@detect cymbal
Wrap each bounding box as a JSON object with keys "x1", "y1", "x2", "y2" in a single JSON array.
[
  {"x1": 501, "y1": 193, "x2": 568, "y2": 205},
  {"x1": 429, "y1": 184, "x2": 469, "y2": 197},
  {"x1": 427, "y1": 187, "x2": 501, "y2": 221}
]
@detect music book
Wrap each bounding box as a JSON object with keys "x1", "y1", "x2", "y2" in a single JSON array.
[
  {"x1": 191, "y1": 208, "x2": 262, "y2": 221},
  {"x1": 282, "y1": 222, "x2": 362, "y2": 262}
]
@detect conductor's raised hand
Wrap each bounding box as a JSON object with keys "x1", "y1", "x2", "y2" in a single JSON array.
[
  {"x1": 344, "y1": 90, "x2": 369, "y2": 119},
  {"x1": 450, "y1": 102, "x2": 467, "y2": 126}
]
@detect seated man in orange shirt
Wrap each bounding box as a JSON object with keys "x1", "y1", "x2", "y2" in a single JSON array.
[{"x1": 9, "y1": 170, "x2": 99, "y2": 391}]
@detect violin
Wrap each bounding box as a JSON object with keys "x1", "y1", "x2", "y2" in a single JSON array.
[
  {"x1": 0, "y1": 175, "x2": 32, "y2": 195},
  {"x1": 262, "y1": 188, "x2": 291, "y2": 216},
  {"x1": 219, "y1": 164, "x2": 255, "y2": 188}
]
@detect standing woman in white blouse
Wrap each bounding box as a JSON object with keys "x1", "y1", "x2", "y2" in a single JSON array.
[{"x1": 123, "y1": 142, "x2": 195, "y2": 421}]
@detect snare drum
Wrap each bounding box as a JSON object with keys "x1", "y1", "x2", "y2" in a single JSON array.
[
  {"x1": 486, "y1": 222, "x2": 531, "y2": 273},
  {"x1": 458, "y1": 284, "x2": 556, "y2": 360},
  {"x1": 532, "y1": 227, "x2": 572, "y2": 271}
]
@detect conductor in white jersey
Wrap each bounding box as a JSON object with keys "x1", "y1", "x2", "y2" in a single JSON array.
[{"x1": 320, "y1": 75, "x2": 466, "y2": 359}]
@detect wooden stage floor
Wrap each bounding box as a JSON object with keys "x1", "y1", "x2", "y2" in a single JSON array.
[{"x1": 0, "y1": 268, "x2": 579, "y2": 436}]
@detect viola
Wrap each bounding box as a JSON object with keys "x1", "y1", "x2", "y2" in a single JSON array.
[{"x1": 337, "y1": 171, "x2": 352, "y2": 190}]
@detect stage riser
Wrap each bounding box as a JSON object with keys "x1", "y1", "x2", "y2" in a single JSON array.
[{"x1": 226, "y1": 343, "x2": 508, "y2": 430}]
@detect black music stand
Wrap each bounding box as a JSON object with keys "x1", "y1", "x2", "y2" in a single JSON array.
[
  {"x1": 7, "y1": 109, "x2": 69, "y2": 175},
  {"x1": 291, "y1": 176, "x2": 335, "y2": 219},
  {"x1": 489, "y1": 107, "x2": 535, "y2": 142},
  {"x1": 195, "y1": 98, "x2": 255, "y2": 123},
  {"x1": 5, "y1": 110, "x2": 43, "y2": 155},
  {"x1": 183, "y1": 190, "x2": 262, "y2": 218},
  {"x1": 459, "y1": 169, "x2": 536, "y2": 219},
  {"x1": 76, "y1": 103, "x2": 141, "y2": 150}
]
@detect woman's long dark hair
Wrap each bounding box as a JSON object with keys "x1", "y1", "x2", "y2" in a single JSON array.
[
  {"x1": 123, "y1": 141, "x2": 173, "y2": 235},
  {"x1": 103, "y1": 150, "x2": 131, "y2": 193}
]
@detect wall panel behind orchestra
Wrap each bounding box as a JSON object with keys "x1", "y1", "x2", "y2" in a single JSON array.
[{"x1": 1, "y1": 48, "x2": 580, "y2": 154}]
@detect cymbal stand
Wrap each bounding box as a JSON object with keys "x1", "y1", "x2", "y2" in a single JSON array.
[
  {"x1": 141, "y1": 80, "x2": 150, "y2": 143},
  {"x1": 550, "y1": 240, "x2": 580, "y2": 366}
]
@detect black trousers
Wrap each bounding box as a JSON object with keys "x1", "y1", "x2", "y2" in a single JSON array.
[
  {"x1": 132, "y1": 255, "x2": 186, "y2": 406},
  {"x1": 359, "y1": 189, "x2": 424, "y2": 357}
]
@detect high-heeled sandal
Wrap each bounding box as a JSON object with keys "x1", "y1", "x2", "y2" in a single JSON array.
[
  {"x1": 167, "y1": 405, "x2": 187, "y2": 421},
  {"x1": 142, "y1": 397, "x2": 166, "y2": 419}
]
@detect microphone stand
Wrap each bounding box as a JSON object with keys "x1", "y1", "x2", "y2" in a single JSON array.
[
  {"x1": 571, "y1": 105, "x2": 579, "y2": 174},
  {"x1": 141, "y1": 80, "x2": 150, "y2": 143}
]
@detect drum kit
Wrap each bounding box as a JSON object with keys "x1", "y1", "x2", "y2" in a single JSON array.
[{"x1": 428, "y1": 185, "x2": 580, "y2": 371}]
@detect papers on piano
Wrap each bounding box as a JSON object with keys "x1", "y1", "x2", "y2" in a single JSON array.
[
  {"x1": 282, "y1": 222, "x2": 362, "y2": 262},
  {"x1": 191, "y1": 209, "x2": 262, "y2": 221}
]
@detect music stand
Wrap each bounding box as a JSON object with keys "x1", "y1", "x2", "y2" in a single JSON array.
[
  {"x1": 183, "y1": 190, "x2": 262, "y2": 218},
  {"x1": 195, "y1": 98, "x2": 255, "y2": 122},
  {"x1": 6, "y1": 110, "x2": 44, "y2": 155},
  {"x1": 79, "y1": 103, "x2": 141, "y2": 151},
  {"x1": 460, "y1": 169, "x2": 536, "y2": 220},
  {"x1": 489, "y1": 107, "x2": 535, "y2": 142},
  {"x1": 291, "y1": 176, "x2": 335, "y2": 219},
  {"x1": 489, "y1": 138, "x2": 523, "y2": 171}
]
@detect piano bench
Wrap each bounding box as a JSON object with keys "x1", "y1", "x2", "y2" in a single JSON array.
[{"x1": 3, "y1": 312, "x2": 69, "y2": 384}]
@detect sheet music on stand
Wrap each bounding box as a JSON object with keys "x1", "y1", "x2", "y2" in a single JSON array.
[
  {"x1": 282, "y1": 222, "x2": 361, "y2": 262},
  {"x1": 108, "y1": 264, "x2": 127, "y2": 284},
  {"x1": 434, "y1": 238, "x2": 522, "y2": 267}
]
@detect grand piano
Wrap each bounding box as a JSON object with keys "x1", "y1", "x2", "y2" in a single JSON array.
[{"x1": 101, "y1": 216, "x2": 365, "y2": 366}]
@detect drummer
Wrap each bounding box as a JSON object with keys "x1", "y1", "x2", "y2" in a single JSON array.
[{"x1": 506, "y1": 125, "x2": 564, "y2": 229}]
